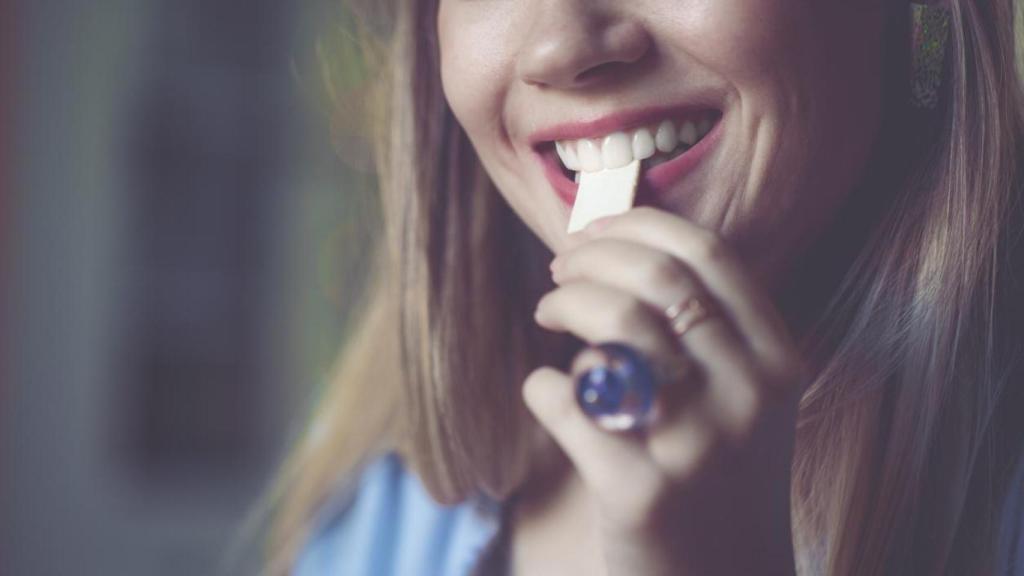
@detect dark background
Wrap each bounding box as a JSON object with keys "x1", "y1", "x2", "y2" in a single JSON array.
[{"x1": 3, "y1": 0, "x2": 373, "y2": 573}]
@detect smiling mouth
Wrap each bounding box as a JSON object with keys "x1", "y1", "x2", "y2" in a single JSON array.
[{"x1": 543, "y1": 110, "x2": 721, "y2": 183}]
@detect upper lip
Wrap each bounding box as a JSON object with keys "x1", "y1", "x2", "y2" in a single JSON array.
[{"x1": 527, "y1": 102, "x2": 719, "y2": 147}]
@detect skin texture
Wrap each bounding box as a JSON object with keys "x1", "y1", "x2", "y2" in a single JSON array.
[{"x1": 437, "y1": 0, "x2": 887, "y2": 573}]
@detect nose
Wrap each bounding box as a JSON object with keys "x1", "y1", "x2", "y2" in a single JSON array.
[{"x1": 516, "y1": 3, "x2": 652, "y2": 90}]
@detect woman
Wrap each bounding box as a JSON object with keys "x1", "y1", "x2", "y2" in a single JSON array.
[{"x1": 269, "y1": 0, "x2": 1024, "y2": 574}]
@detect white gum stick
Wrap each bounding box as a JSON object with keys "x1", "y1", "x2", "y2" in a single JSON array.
[{"x1": 567, "y1": 159, "x2": 641, "y2": 233}]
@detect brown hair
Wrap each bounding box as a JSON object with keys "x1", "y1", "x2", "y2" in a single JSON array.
[{"x1": 266, "y1": 1, "x2": 1024, "y2": 574}]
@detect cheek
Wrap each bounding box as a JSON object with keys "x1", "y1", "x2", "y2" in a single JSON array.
[
  {"x1": 650, "y1": 0, "x2": 803, "y2": 84},
  {"x1": 439, "y1": 6, "x2": 559, "y2": 245},
  {"x1": 653, "y1": 1, "x2": 882, "y2": 272},
  {"x1": 438, "y1": 6, "x2": 512, "y2": 145}
]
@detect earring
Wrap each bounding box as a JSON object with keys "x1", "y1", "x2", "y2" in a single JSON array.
[{"x1": 910, "y1": 3, "x2": 951, "y2": 109}]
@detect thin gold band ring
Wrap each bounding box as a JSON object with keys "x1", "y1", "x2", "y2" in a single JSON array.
[{"x1": 664, "y1": 295, "x2": 716, "y2": 339}]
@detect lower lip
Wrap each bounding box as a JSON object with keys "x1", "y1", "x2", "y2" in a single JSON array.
[{"x1": 539, "y1": 119, "x2": 722, "y2": 208}]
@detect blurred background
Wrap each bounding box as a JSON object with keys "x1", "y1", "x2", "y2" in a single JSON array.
[
  {"x1": 2, "y1": 0, "x2": 378, "y2": 574},
  {"x1": 3, "y1": 3, "x2": 1022, "y2": 576}
]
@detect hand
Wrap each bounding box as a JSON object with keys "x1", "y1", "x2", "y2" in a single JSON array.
[{"x1": 523, "y1": 207, "x2": 803, "y2": 576}]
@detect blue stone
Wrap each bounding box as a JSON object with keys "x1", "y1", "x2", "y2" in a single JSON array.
[{"x1": 574, "y1": 342, "x2": 658, "y2": 430}]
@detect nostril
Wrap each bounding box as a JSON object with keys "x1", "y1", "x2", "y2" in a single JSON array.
[
  {"x1": 574, "y1": 61, "x2": 630, "y2": 85},
  {"x1": 570, "y1": 22, "x2": 652, "y2": 87}
]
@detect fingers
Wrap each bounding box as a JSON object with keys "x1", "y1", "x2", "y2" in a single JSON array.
[
  {"x1": 550, "y1": 236, "x2": 751, "y2": 372},
  {"x1": 553, "y1": 237, "x2": 708, "y2": 314},
  {"x1": 644, "y1": 399, "x2": 717, "y2": 480},
  {"x1": 528, "y1": 206, "x2": 802, "y2": 499},
  {"x1": 538, "y1": 241, "x2": 761, "y2": 430},
  {"x1": 535, "y1": 281, "x2": 679, "y2": 361},
  {"x1": 548, "y1": 235, "x2": 776, "y2": 441},
  {"x1": 585, "y1": 207, "x2": 795, "y2": 372}
]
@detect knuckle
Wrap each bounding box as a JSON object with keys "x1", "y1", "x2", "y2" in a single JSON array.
[
  {"x1": 650, "y1": 427, "x2": 715, "y2": 482},
  {"x1": 608, "y1": 298, "x2": 647, "y2": 335},
  {"x1": 659, "y1": 430, "x2": 716, "y2": 479},
  {"x1": 722, "y1": 388, "x2": 763, "y2": 444},
  {"x1": 689, "y1": 232, "x2": 731, "y2": 265},
  {"x1": 642, "y1": 254, "x2": 687, "y2": 288}
]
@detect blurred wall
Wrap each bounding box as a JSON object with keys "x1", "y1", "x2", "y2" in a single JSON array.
[{"x1": 3, "y1": 1, "x2": 369, "y2": 574}]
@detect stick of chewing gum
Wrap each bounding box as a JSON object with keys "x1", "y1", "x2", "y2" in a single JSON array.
[{"x1": 567, "y1": 159, "x2": 641, "y2": 234}]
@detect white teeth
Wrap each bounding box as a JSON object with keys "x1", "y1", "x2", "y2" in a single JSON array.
[
  {"x1": 602, "y1": 132, "x2": 633, "y2": 170},
  {"x1": 553, "y1": 114, "x2": 716, "y2": 174},
  {"x1": 577, "y1": 139, "x2": 603, "y2": 173},
  {"x1": 555, "y1": 141, "x2": 581, "y2": 171},
  {"x1": 679, "y1": 121, "x2": 698, "y2": 147},
  {"x1": 655, "y1": 120, "x2": 678, "y2": 153},
  {"x1": 632, "y1": 128, "x2": 656, "y2": 160}
]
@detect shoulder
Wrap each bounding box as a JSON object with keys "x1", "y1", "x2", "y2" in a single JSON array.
[{"x1": 293, "y1": 452, "x2": 504, "y2": 576}]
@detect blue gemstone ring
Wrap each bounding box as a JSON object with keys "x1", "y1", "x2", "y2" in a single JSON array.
[{"x1": 574, "y1": 342, "x2": 663, "y2": 432}]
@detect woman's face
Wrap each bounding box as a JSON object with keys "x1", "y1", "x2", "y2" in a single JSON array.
[{"x1": 438, "y1": 0, "x2": 886, "y2": 286}]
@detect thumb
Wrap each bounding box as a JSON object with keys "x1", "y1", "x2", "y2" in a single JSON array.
[{"x1": 521, "y1": 366, "x2": 661, "y2": 518}]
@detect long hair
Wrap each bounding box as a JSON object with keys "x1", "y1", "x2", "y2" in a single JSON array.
[
  {"x1": 268, "y1": 1, "x2": 1024, "y2": 574},
  {"x1": 791, "y1": 2, "x2": 1024, "y2": 573}
]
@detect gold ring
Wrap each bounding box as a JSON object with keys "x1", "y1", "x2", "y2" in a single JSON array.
[{"x1": 664, "y1": 296, "x2": 715, "y2": 339}]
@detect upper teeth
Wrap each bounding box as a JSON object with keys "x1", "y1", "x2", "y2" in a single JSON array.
[{"x1": 555, "y1": 116, "x2": 715, "y2": 173}]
